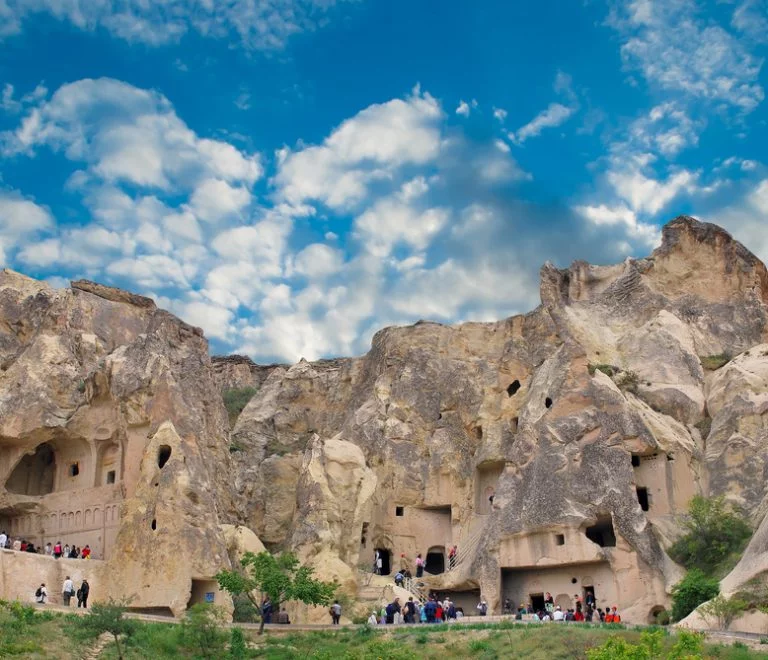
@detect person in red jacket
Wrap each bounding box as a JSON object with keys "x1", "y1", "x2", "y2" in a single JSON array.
[{"x1": 81, "y1": 545, "x2": 91, "y2": 559}]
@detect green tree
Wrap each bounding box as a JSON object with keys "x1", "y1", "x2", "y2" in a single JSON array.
[
  {"x1": 668, "y1": 496, "x2": 751, "y2": 573},
  {"x1": 180, "y1": 604, "x2": 228, "y2": 659},
  {"x1": 216, "y1": 551, "x2": 337, "y2": 634},
  {"x1": 71, "y1": 599, "x2": 136, "y2": 660},
  {"x1": 697, "y1": 594, "x2": 746, "y2": 630},
  {"x1": 670, "y1": 569, "x2": 719, "y2": 622}
]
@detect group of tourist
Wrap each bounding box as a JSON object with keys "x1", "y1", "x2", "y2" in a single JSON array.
[
  {"x1": 0, "y1": 532, "x2": 93, "y2": 559},
  {"x1": 501, "y1": 591, "x2": 621, "y2": 624},
  {"x1": 33, "y1": 576, "x2": 90, "y2": 608},
  {"x1": 366, "y1": 595, "x2": 469, "y2": 625}
]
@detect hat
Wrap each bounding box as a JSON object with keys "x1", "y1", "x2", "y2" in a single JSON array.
[{"x1": 556, "y1": 605, "x2": 561, "y2": 610}]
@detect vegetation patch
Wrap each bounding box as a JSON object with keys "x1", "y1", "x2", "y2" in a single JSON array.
[
  {"x1": 223, "y1": 387, "x2": 259, "y2": 427},
  {"x1": 700, "y1": 353, "x2": 731, "y2": 371}
]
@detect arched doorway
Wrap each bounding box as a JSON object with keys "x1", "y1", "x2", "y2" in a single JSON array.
[
  {"x1": 97, "y1": 442, "x2": 120, "y2": 486},
  {"x1": 426, "y1": 546, "x2": 445, "y2": 574},
  {"x1": 5, "y1": 443, "x2": 56, "y2": 495},
  {"x1": 374, "y1": 548, "x2": 392, "y2": 575}
]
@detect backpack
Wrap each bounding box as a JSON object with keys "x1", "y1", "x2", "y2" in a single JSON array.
[{"x1": 35, "y1": 587, "x2": 42, "y2": 598}]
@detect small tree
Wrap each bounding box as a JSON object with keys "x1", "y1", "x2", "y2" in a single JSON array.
[
  {"x1": 670, "y1": 569, "x2": 719, "y2": 622},
  {"x1": 216, "y1": 551, "x2": 337, "y2": 634},
  {"x1": 71, "y1": 599, "x2": 136, "y2": 660},
  {"x1": 698, "y1": 594, "x2": 746, "y2": 630},
  {"x1": 229, "y1": 627, "x2": 248, "y2": 659},
  {"x1": 669, "y1": 496, "x2": 751, "y2": 573},
  {"x1": 180, "y1": 604, "x2": 228, "y2": 659}
]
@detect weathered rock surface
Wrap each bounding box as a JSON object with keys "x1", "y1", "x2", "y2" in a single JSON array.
[{"x1": 4, "y1": 216, "x2": 768, "y2": 627}]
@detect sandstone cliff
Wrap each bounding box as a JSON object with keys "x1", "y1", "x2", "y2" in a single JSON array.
[{"x1": 3, "y1": 216, "x2": 768, "y2": 627}]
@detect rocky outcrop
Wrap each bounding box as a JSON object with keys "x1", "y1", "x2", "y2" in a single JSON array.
[{"x1": 4, "y1": 216, "x2": 768, "y2": 625}]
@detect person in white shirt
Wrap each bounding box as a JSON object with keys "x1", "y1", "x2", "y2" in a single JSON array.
[
  {"x1": 367, "y1": 611, "x2": 378, "y2": 626},
  {"x1": 62, "y1": 576, "x2": 75, "y2": 606},
  {"x1": 553, "y1": 605, "x2": 565, "y2": 621},
  {"x1": 0, "y1": 531, "x2": 7, "y2": 549},
  {"x1": 35, "y1": 583, "x2": 48, "y2": 604},
  {"x1": 44, "y1": 543, "x2": 52, "y2": 556}
]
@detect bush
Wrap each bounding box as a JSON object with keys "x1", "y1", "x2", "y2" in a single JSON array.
[
  {"x1": 180, "y1": 604, "x2": 228, "y2": 659},
  {"x1": 668, "y1": 496, "x2": 752, "y2": 574},
  {"x1": 698, "y1": 595, "x2": 746, "y2": 630},
  {"x1": 231, "y1": 594, "x2": 259, "y2": 623},
  {"x1": 223, "y1": 387, "x2": 258, "y2": 426},
  {"x1": 671, "y1": 569, "x2": 719, "y2": 622},
  {"x1": 654, "y1": 609, "x2": 671, "y2": 626},
  {"x1": 228, "y1": 627, "x2": 248, "y2": 659}
]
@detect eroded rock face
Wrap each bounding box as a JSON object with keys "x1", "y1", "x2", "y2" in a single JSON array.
[
  {"x1": 0, "y1": 272, "x2": 236, "y2": 613},
  {"x1": 3, "y1": 216, "x2": 768, "y2": 625},
  {"x1": 228, "y1": 217, "x2": 768, "y2": 622}
]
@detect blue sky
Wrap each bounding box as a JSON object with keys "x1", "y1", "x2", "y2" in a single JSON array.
[{"x1": 0, "y1": 0, "x2": 767, "y2": 362}]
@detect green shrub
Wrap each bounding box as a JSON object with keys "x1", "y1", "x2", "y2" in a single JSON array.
[
  {"x1": 223, "y1": 387, "x2": 258, "y2": 426},
  {"x1": 180, "y1": 604, "x2": 228, "y2": 659},
  {"x1": 700, "y1": 354, "x2": 730, "y2": 371},
  {"x1": 654, "y1": 609, "x2": 671, "y2": 626},
  {"x1": 588, "y1": 363, "x2": 619, "y2": 377},
  {"x1": 671, "y1": 569, "x2": 719, "y2": 622},
  {"x1": 698, "y1": 595, "x2": 746, "y2": 630},
  {"x1": 228, "y1": 627, "x2": 248, "y2": 659},
  {"x1": 668, "y1": 496, "x2": 752, "y2": 574},
  {"x1": 231, "y1": 593, "x2": 259, "y2": 623}
]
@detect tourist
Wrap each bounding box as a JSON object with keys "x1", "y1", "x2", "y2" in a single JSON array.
[
  {"x1": 394, "y1": 570, "x2": 404, "y2": 587},
  {"x1": 541, "y1": 610, "x2": 551, "y2": 622},
  {"x1": 604, "y1": 608, "x2": 613, "y2": 623},
  {"x1": 26, "y1": 542, "x2": 36, "y2": 553},
  {"x1": 379, "y1": 603, "x2": 387, "y2": 625},
  {"x1": 553, "y1": 605, "x2": 564, "y2": 621},
  {"x1": 446, "y1": 599, "x2": 457, "y2": 621},
  {"x1": 329, "y1": 600, "x2": 341, "y2": 625},
  {"x1": 0, "y1": 530, "x2": 6, "y2": 549},
  {"x1": 69, "y1": 546, "x2": 79, "y2": 559},
  {"x1": 610, "y1": 606, "x2": 621, "y2": 623},
  {"x1": 544, "y1": 592, "x2": 554, "y2": 614},
  {"x1": 585, "y1": 605, "x2": 594, "y2": 622},
  {"x1": 53, "y1": 541, "x2": 62, "y2": 559},
  {"x1": 44, "y1": 542, "x2": 52, "y2": 556},
  {"x1": 35, "y1": 583, "x2": 48, "y2": 604},
  {"x1": 403, "y1": 596, "x2": 417, "y2": 623},
  {"x1": 62, "y1": 575, "x2": 75, "y2": 606},
  {"x1": 82, "y1": 545, "x2": 91, "y2": 559},
  {"x1": 476, "y1": 597, "x2": 488, "y2": 616},
  {"x1": 530, "y1": 610, "x2": 540, "y2": 622},
  {"x1": 368, "y1": 610, "x2": 379, "y2": 626},
  {"x1": 423, "y1": 597, "x2": 437, "y2": 623},
  {"x1": 373, "y1": 549, "x2": 381, "y2": 575},
  {"x1": 385, "y1": 598, "x2": 401, "y2": 624},
  {"x1": 261, "y1": 597, "x2": 273, "y2": 623},
  {"x1": 77, "y1": 579, "x2": 90, "y2": 608},
  {"x1": 448, "y1": 545, "x2": 457, "y2": 569},
  {"x1": 503, "y1": 598, "x2": 512, "y2": 614},
  {"x1": 435, "y1": 599, "x2": 443, "y2": 622},
  {"x1": 597, "y1": 608, "x2": 605, "y2": 622},
  {"x1": 12, "y1": 538, "x2": 21, "y2": 551},
  {"x1": 20, "y1": 539, "x2": 27, "y2": 551},
  {"x1": 585, "y1": 590, "x2": 596, "y2": 608},
  {"x1": 415, "y1": 553, "x2": 424, "y2": 578},
  {"x1": 276, "y1": 608, "x2": 290, "y2": 624},
  {"x1": 64, "y1": 544, "x2": 70, "y2": 557},
  {"x1": 574, "y1": 607, "x2": 585, "y2": 622},
  {"x1": 565, "y1": 609, "x2": 574, "y2": 622}
]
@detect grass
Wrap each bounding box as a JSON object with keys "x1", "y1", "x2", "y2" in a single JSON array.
[
  {"x1": 223, "y1": 387, "x2": 259, "y2": 427},
  {"x1": 2, "y1": 602, "x2": 768, "y2": 659},
  {"x1": 700, "y1": 354, "x2": 731, "y2": 371}
]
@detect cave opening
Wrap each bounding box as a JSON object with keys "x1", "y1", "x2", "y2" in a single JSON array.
[
  {"x1": 507, "y1": 380, "x2": 521, "y2": 397},
  {"x1": 584, "y1": 517, "x2": 616, "y2": 547},
  {"x1": 157, "y1": 445, "x2": 172, "y2": 469},
  {"x1": 5, "y1": 443, "x2": 56, "y2": 496}
]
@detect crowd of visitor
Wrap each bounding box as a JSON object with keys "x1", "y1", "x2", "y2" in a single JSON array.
[{"x1": 0, "y1": 531, "x2": 93, "y2": 559}]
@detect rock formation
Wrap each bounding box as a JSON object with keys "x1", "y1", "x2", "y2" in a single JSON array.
[{"x1": 3, "y1": 216, "x2": 768, "y2": 626}]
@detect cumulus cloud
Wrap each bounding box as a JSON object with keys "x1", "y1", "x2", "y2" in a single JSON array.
[
  {"x1": 0, "y1": 0, "x2": 354, "y2": 51},
  {"x1": 1, "y1": 77, "x2": 675, "y2": 363},
  {"x1": 609, "y1": 0, "x2": 764, "y2": 112},
  {"x1": 509, "y1": 73, "x2": 579, "y2": 144}
]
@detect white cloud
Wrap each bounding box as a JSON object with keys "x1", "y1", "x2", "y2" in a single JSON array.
[
  {"x1": 3, "y1": 78, "x2": 263, "y2": 191},
  {"x1": 610, "y1": 0, "x2": 764, "y2": 112},
  {"x1": 274, "y1": 86, "x2": 443, "y2": 209},
  {"x1": 293, "y1": 243, "x2": 344, "y2": 278},
  {"x1": 510, "y1": 103, "x2": 575, "y2": 144},
  {"x1": 606, "y1": 166, "x2": 698, "y2": 216},
  {"x1": 189, "y1": 178, "x2": 251, "y2": 223},
  {"x1": 456, "y1": 100, "x2": 471, "y2": 117},
  {"x1": 732, "y1": 0, "x2": 768, "y2": 43},
  {"x1": 493, "y1": 107, "x2": 508, "y2": 122},
  {"x1": 574, "y1": 204, "x2": 660, "y2": 245},
  {"x1": 1, "y1": 0, "x2": 353, "y2": 51}
]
